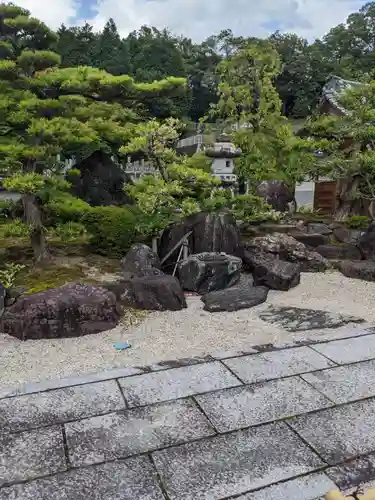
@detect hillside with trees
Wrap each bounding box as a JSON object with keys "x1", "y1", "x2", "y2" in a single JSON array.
[{"x1": 54, "y1": 2, "x2": 375, "y2": 119}]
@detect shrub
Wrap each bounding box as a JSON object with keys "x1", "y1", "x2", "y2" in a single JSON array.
[
  {"x1": 0, "y1": 200, "x2": 13, "y2": 220},
  {"x1": 82, "y1": 206, "x2": 137, "y2": 256},
  {"x1": 0, "y1": 263, "x2": 25, "y2": 289},
  {"x1": 0, "y1": 218, "x2": 29, "y2": 237},
  {"x1": 345, "y1": 215, "x2": 371, "y2": 229},
  {"x1": 45, "y1": 192, "x2": 91, "y2": 225},
  {"x1": 52, "y1": 221, "x2": 87, "y2": 242}
]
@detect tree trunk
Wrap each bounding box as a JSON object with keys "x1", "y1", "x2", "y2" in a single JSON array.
[
  {"x1": 335, "y1": 176, "x2": 361, "y2": 221},
  {"x1": 22, "y1": 194, "x2": 49, "y2": 263}
]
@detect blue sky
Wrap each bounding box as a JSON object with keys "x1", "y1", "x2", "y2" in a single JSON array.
[{"x1": 15, "y1": 0, "x2": 368, "y2": 41}]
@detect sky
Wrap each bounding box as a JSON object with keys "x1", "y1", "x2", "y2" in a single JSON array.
[{"x1": 13, "y1": 0, "x2": 368, "y2": 41}]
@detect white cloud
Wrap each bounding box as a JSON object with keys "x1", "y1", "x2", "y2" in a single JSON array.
[
  {"x1": 85, "y1": 0, "x2": 365, "y2": 41},
  {"x1": 10, "y1": 0, "x2": 76, "y2": 28},
  {"x1": 7, "y1": 0, "x2": 366, "y2": 41}
]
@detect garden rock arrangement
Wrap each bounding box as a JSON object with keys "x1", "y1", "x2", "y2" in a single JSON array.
[
  {"x1": 121, "y1": 243, "x2": 162, "y2": 279},
  {"x1": 0, "y1": 283, "x2": 120, "y2": 340},
  {"x1": 245, "y1": 233, "x2": 329, "y2": 272},
  {"x1": 178, "y1": 252, "x2": 242, "y2": 294}
]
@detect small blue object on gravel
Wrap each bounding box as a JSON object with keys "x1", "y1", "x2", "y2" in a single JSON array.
[{"x1": 113, "y1": 343, "x2": 132, "y2": 350}]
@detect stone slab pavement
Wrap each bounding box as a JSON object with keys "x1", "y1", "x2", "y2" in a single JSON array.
[{"x1": 4, "y1": 324, "x2": 375, "y2": 498}]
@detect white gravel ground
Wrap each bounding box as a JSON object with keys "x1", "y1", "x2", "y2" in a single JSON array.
[{"x1": 1, "y1": 270, "x2": 375, "y2": 390}]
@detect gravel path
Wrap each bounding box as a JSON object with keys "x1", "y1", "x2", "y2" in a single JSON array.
[{"x1": 1, "y1": 271, "x2": 375, "y2": 390}]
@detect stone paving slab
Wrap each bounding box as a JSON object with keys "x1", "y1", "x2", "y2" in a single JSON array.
[
  {"x1": 238, "y1": 473, "x2": 336, "y2": 500},
  {"x1": 152, "y1": 422, "x2": 325, "y2": 500},
  {"x1": 118, "y1": 361, "x2": 240, "y2": 407},
  {"x1": 289, "y1": 398, "x2": 375, "y2": 464},
  {"x1": 0, "y1": 365, "x2": 145, "y2": 400},
  {"x1": 65, "y1": 398, "x2": 215, "y2": 467},
  {"x1": 0, "y1": 426, "x2": 66, "y2": 487},
  {"x1": 0, "y1": 457, "x2": 165, "y2": 500},
  {"x1": 312, "y1": 334, "x2": 375, "y2": 364},
  {"x1": 326, "y1": 453, "x2": 375, "y2": 491},
  {"x1": 223, "y1": 346, "x2": 335, "y2": 384},
  {"x1": 195, "y1": 376, "x2": 333, "y2": 432},
  {"x1": 302, "y1": 359, "x2": 375, "y2": 404},
  {"x1": 0, "y1": 380, "x2": 125, "y2": 433}
]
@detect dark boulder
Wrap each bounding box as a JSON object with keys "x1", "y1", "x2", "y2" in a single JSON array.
[
  {"x1": 292, "y1": 233, "x2": 329, "y2": 248},
  {"x1": 333, "y1": 227, "x2": 361, "y2": 244},
  {"x1": 0, "y1": 284, "x2": 5, "y2": 318},
  {"x1": 256, "y1": 180, "x2": 295, "y2": 212},
  {"x1": 178, "y1": 252, "x2": 242, "y2": 294},
  {"x1": 0, "y1": 283, "x2": 119, "y2": 340},
  {"x1": 122, "y1": 275, "x2": 186, "y2": 311},
  {"x1": 306, "y1": 223, "x2": 332, "y2": 235},
  {"x1": 158, "y1": 212, "x2": 241, "y2": 271},
  {"x1": 315, "y1": 244, "x2": 362, "y2": 261},
  {"x1": 202, "y1": 285, "x2": 269, "y2": 312},
  {"x1": 67, "y1": 151, "x2": 132, "y2": 206},
  {"x1": 339, "y1": 260, "x2": 375, "y2": 282},
  {"x1": 358, "y1": 223, "x2": 375, "y2": 260},
  {"x1": 121, "y1": 244, "x2": 162, "y2": 279},
  {"x1": 246, "y1": 233, "x2": 328, "y2": 272},
  {"x1": 250, "y1": 253, "x2": 301, "y2": 291}
]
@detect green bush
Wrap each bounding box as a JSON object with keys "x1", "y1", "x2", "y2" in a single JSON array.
[
  {"x1": 345, "y1": 215, "x2": 371, "y2": 229},
  {"x1": 45, "y1": 193, "x2": 91, "y2": 225},
  {"x1": 82, "y1": 206, "x2": 137, "y2": 256},
  {"x1": 0, "y1": 263, "x2": 25, "y2": 289},
  {"x1": 0, "y1": 200, "x2": 13, "y2": 220},
  {"x1": 0, "y1": 218, "x2": 29, "y2": 237},
  {"x1": 52, "y1": 221, "x2": 87, "y2": 242}
]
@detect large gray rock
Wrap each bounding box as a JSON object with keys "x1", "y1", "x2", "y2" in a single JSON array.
[
  {"x1": 333, "y1": 226, "x2": 361, "y2": 244},
  {"x1": 158, "y1": 212, "x2": 241, "y2": 270},
  {"x1": 249, "y1": 252, "x2": 301, "y2": 291},
  {"x1": 121, "y1": 274, "x2": 187, "y2": 311},
  {"x1": 202, "y1": 285, "x2": 268, "y2": 312},
  {"x1": 316, "y1": 244, "x2": 362, "y2": 261},
  {"x1": 358, "y1": 222, "x2": 375, "y2": 260},
  {"x1": 121, "y1": 243, "x2": 161, "y2": 279},
  {"x1": 0, "y1": 283, "x2": 119, "y2": 340},
  {"x1": 178, "y1": 253, "x2": 242, "y2": 294},
  {"x1": 256, "y1": 180, "x2": 295, "y2": 212},
  {"x1": 339, "y1": 260, "x2": 375, "y2": 282},
  {"x1": 290, "y1": 233, "x2": 328, "y2": 248},
  {"x1": 246, "y1": 233, "x2": 328, "y2": 272}
]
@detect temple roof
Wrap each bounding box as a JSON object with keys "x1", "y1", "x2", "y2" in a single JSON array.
[{"x1": 321, "y1": 75, "x2": 362, "y2": 114}]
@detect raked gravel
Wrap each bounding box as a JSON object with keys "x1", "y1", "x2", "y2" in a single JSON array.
[{"x1": 1, "y1": 271, "x2": 375, "y2": 390}]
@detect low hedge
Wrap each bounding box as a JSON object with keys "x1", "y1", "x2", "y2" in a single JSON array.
[{"x1": 81, "y1": 205, "x2": 138, "y2": 256}]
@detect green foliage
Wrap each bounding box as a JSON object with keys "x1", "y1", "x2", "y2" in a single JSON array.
[
  {"x1": 345, "y1": 215, "x2": 371, "y2": 229},
  {"x1": 0, "y1": 200, "x2": 13, "y2": 220},
  {"x1": 0, "y1": 262, "x2": 25, "y2": 289},
  {"x1": 45, "y1": 192, "x2": 91, "y2": 224},
  {"x1": 51, "y1": 221, "x2": 87, "y2": 242},
  {"x1": 0, "y1": 218, "x2": 29, "y2": 237},
  {"x1": 3, "y1": 173, "x2": 45, "y2": 193},
  {"x1": 209, "y1": 42, "x2": 320, "y2": 188},
  {"x1": 82, "y1": 206, "x2": 137, "y2": 256},
  {"x1": 227, "y1": 194, "x2": 271, "y2": 221}
]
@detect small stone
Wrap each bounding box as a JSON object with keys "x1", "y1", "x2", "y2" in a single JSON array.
[
  {"x1": 126, "y1": 274, "x2": 187, "y2": 311},
  {"x1": 307, "y1": 222, "x2": 332, "y2": 235},
  {"x1": 252, "y1": 257, "x2": 300, "y2": 291},
  {"x1": 358, "y1": 222, "x2": 375, "y2": 260},
  {"x1": 202, "y1": 285, "x2": 268, "y2": 312},
  {"x1": 121, "y1": 243, "x2": 161, "y2": 279},
  {"x1": 292, "y1": 233, "x2": 329, "y2": 248},
  {"x1": 339, "y1": 260, "x2": 375, "y2": 281},
  {"x1": 178, "y1": 252, "x2": 242, "y2": 294},
  {"x1": 316, "y1": 244, "x2": 362, "y2": 260}
]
